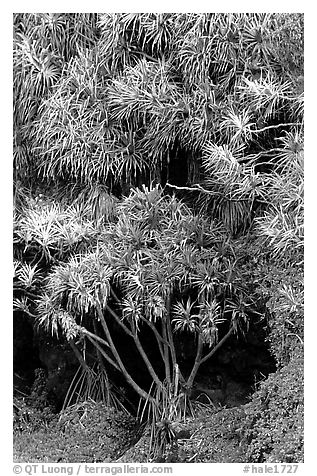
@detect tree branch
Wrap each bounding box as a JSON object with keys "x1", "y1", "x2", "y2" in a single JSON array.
[
  {"x1": 139, "y1": 316, "x2": 167, "y2": 365},
  {"x1": 199, "y1": 326, "x2": 235, "y2": 366},
  {"x1": 105, "y1": 302, "x2": 134, "y2": 338},
  {"x1": 68, "y1": 339, "x2": 90, "y2": 371},
  {"x1": 186, "y1": 334, "x2": 204, "y2": 390},
  {"x1": 105, "y1": 299, "x2": 164, "y2": 391},
  {"x1": 165, "y1": 182, "x2": 250, "y2": 202},
  {"x1": 251, "y1": 122, "x2": 301, "y2": 134},
  {"x1": 13, "y1": 287, "x2": 38, "y2": 298},
  {"x1": 93, "y1": 318, "x2": 107, "y2": 371},
  {"x1": 95, "y1": 301, "x2": 154, "y2": 403},
  {"x1": 165, "y1": 295, "x2": 177, "y2": 381},
  {"x1": 161, "y1": 319, "x2": 171, "y2": 384},
  {"x1": 85, "y1": 335, "x2": 121, "y2": 372},
  {"x1": 131, "y1": 320, "x2": 164, "y2": 391},
  {"x1": 80, "y1": 327, "x2": 111, "y2": 349},
  {"x1": 139, "y1": 315, "x2": 170, "y2": 347}
]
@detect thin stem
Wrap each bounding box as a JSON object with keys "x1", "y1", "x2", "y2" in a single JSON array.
[
  {"x1": 145, "y1": 324, "x2": 165, "y2": 364},
  {"x1": 13, "y1": 288, "x2": 38, "y2": 298},
  {"x1": 139, "y1": 315, "x2": 170, "y2": 347},
  {"x1": 165, "y1": 182, "x2": 250, "y2": 202},
  {"x1": 80, "y1": 327, "x2": 111, "y2": 349},
  {"x1": 105, "y1": 303, "x2": 134, "y2": 338},
  {"x1": 199, "y1": 326, "x2": 234, "y2": 366},
  {"x1": 133, "y1": 49, "x2": 158, "y2": 62},
  {"x1": 110, "y1": 287, "x2": 121, "y2": 304},
  {"x1": 106, "y1": 300, "x2": 163, "y2": 391},
  {"x1": 93, "y1": 319, "x2": 106, "y2": 371},
  {"x1": 86, "y1": 335, "x2": 120, "y2": 372},
  {"x1": 174, "y1": 363, "x2": 180, "y2": 398},
  {"x1": 186, "y1": 334, "x2": 204, "y2": 390},
  {"x1": 95, "y1": 301, "x2": 154, "y2": 403},
  {"x1": 13, "y1": 307, "x2": 37, "y2": 318},
  {"x1": 68, "y1": 339, "x2": 90, "y2": 371},
  {"x1": 131, "y1": 320, "x2": 164, "y2": 391},
  {"x1": 161, "y1": 320, "x2": 171, "y2": 385},
  {"x1": 251, "y1": 122, "x2": 300, "y2": 134},
  {"x1": 166, "y1": 294, "x2": 177, "y2": 381}
]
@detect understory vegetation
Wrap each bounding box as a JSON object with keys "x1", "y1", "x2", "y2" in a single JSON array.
[{"x1": 13, "y1": 13, "x2": 303, "y2": 463}]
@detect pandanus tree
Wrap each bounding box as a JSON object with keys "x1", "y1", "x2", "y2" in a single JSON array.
[{"x1": 29, "y1": 186, "x2": 251, "y2": 405}]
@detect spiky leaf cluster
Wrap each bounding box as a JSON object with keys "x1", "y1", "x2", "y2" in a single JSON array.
[{"x1": 35, "y1": 186, "x2": 250, "y2": 345}]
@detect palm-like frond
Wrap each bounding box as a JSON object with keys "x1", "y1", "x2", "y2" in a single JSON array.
[
  {"x1": 144, "y1": 295, "x2": 166, "y2": 323},
  {"x1": 41, "y1": 251, "x2": 113, "y2": 319},
  {"x1": 269, "y1": 13, "x2": 304, "y2": 77},
  {"x1": 121, "y1": 295, "x2": 143, "y2": 330},
  {"x1": 15, "y1": 200, "x2": 97, "y2": 261},
  {"x1": 242, "y1": 14, "x2": 275, "y2": 65},
  {"x1": 274, "y1": 130, "x2": 304, "y2": 172},
  {"x1": 35, "y1": 292, "x2": 60, "y2": 336},
  {"x1": 172, "y1": 298, "x2": 198, "y2": 333},
  {"x1": 202, "y1": 142, "x2": 243, "y2": 179},
  {"x1": 220, "y1": 106, "x2": 255, "y2": 146},
  {"x1": 138, "y1": 14, "x2": 177, "y2": 56},
  {"x1": 177, "y1": 33, "x2": 214, "y2": 85},
  {"x1": 197, "y1": 299, "x2": 226, "y2": 347},
  {"x1": 256, "y1": 205, "x2": 303, "y2": 258},
  {"x1": 73, "y1": 184, "x2": 119, "y2": 223},
  {"x1": 13, "y1": 13, "x2": 99, "y2": 182},
  {"x1": 240, "y1": 73, "x2": 292, "y2": 120},
  {"x1": 14, "y1": 262, "x2": 43, "y2": 289},
  {"x1": 32, "y1": 52, "x2": 155, "y2": 185}
]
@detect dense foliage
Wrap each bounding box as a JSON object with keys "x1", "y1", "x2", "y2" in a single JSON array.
[
  {"x1": 243, "y1": 347, "x2": 304, "y2": 463},
  {"x1": 14, "y1": 399, "x2": 138, "y2": 463},
  {"x1": 13, "y1": 13, "x2": 304, "y2": 463}
]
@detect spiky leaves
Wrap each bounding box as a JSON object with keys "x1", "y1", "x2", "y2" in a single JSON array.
[
  {"x1": 14, "y1": 199, "x2": 97, "y2": 262},
  {"x1": 15, "y1": 13, "x2": 303, "y2": 202},
  {"x1": 13, "y1": 13, "x2": 99, "y2": 182},
  {"x1": 37, "y1": 251, "x2": 113, "y2": 331},
  {"x1": 256, "y1": 130, "x2": 304, "y2": 260},
  {"x1": 13, "y1": 14, "x2": 304, "y2": 427},
  {"x1": 32, "y1": 187, "x2": 250, "y2": 402}
]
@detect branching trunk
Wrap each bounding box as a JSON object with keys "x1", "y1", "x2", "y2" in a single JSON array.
[
  {"x1": 165, "y1": 294, "x2": 177, "y2": 381},
  {"x1": 131, "y1": 321, "x2": 164, "y2": 391},
  {"x1": 95, "y1": 301, "x2": 154, "y2": 403},
  {"x1": 185, "y1": 326, "x2": 235, "y2": 393},
  {"x1": 105, "y1": 302, "x2": 134, "y2": 338},
  {"x1": 139, "y1": 316, "x2": 169, "y2": 363},
  {"x1": 161, "y1": 320, "x2": 171, "y2": 384},
  {"x1": 199, "y1": 326, "x2": 235, "y2": 365},
  {"x1": 106, "y1": 300, "x2": 163, "y2": 390},
  {"x1": 93, "y1": 319, "x2": 107, "y2": 371},
  {"x1": 186, "y1": 334, "x2": 204, "y2": 390},
  {"x1": 85, "y1": 335, "x2": 121, "y2": 372},
  {"x1": 68, "y1": 339, "x2": 90, "y2": 371}
]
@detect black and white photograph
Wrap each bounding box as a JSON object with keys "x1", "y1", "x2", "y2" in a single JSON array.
[{"x1": 12, "y1": 8, "x2": 305, "y2": 470}]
